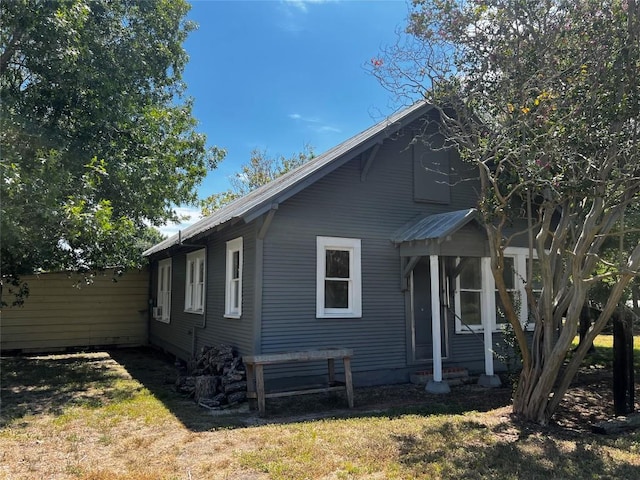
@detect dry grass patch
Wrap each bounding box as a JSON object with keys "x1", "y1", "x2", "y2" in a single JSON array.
[{"x1": 1, "y1": 339, "x2": 639, "y2": 479}]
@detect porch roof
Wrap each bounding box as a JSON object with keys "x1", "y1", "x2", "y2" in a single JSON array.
[{"x1": 391, "y1": 208, "x2": 479, "y2": 245}]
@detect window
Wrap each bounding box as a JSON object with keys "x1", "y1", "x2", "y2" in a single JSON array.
[
  {"x1": 525, "y1": 257, "x2": 542, "y2": 327},
  {"x1": 316, "y1": 236, "x2": 362, "y2": 318},
  {"x1": 495, "y1": 256, "x2": 517, "y2": 327},
  {"x1": 225, "y1": 237, "x2": 243, "y2": 318},
  {"x1": 156, "y1": 258, "x2": 171, "y2": 323},
  {"x1": 454, "y1": 249, "x2": 540, "y2": 333},
  {"x1": 496, "y1": 247, "x2": 541, "y2": 329},
  {"x1": 185, "y1": 250, "x2": 205, "y2": 313},
  {"x1": 455, "y1": 257, "x2": 484, "y2": 331}
]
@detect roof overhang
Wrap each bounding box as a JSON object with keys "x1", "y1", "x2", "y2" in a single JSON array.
[{"x1": 144, "y1": 101, "x2": 435, "y2": 257}]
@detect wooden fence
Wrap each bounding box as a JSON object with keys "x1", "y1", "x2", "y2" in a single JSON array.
[{"x1": 1, "y1": 270, "x2": 149, "y2": 352}]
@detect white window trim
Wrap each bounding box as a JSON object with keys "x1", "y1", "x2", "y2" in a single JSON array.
[
  {"x1": 316, "y1": 236, "x2": 362, "y2": 319},
  {"x1": 225, "y1": 237, "x2": 243, "y2": 318},
  {"x1": 454, "y1": 257, "x2": 487, "y2": 333},
  {"x1": 495, "y1": 255, "x2": 517, "y2": 328},
  {"x1": 184, "y1": 249, "x2": 206, "y2": 314},
  {"x1": 156, "y1": 258, "x2": 171, "y2": 323},
  {"x1": 505, "y1": 247, "x2": 539, "y2": 331},
  {"x1": 454, "y1": 248, "x2": 538, "y2": 334}
]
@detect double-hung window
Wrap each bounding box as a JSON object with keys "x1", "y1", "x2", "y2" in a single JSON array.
[
  {"x1": 495, "y1": 256, "x2": 517, "y2": 328},
  {"x1": 316, "y1": 236, "x2": 362, "y2": 318},
  {"x1": 454, "y1": 249, "x2": 540, "y2": 333},
  {"x1": 525, "y1": 257, "x2": 542, "y2": 327},
  {"x1": 157, "y1": 258, "x2": 171, "y2": 323},
  {"x1": 454, "y1": 257, "x2": 484, "y2": 332},
  {"x1": 504, "y1": 248, "x2": 540, "y2": 329},
  {"x1": 225, "y1": 237, "x2": 243, "y2": 318},
  {"x1": 185, "y1": 250, "x2": 205, "y2": 314}
]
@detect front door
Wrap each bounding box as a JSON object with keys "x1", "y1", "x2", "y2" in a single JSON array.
[{"x1": 411, "y1": 257, "x2": 449, "y2": 362}]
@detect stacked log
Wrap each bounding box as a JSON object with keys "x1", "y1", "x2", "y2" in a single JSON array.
[{"x1": 175, "y1": 344, "x2": 247, "y2": 409}]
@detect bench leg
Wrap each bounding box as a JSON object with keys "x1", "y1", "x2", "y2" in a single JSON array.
[
  {"x1": 327, "y1": 358, "x2": 335, "y2": 385},
  {"x1": 343, "y1": 356, "x2": 354, "y2": 408},
  {"x1": 255, "y1": 364, "x2": 266, "y2": 415},
  {"x1": 246, "y1": 363, "x2": 256, "y2": 410}
]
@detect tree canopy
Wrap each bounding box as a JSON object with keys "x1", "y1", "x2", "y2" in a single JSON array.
[
  {"x1": 200, "y1": 145, "x2": 314, "y2": 215},
  {"x1": 1, "y1": 0, "x2": 223, "y2": 287},
  {"x1": 373, "y1": 0, "x2": 640, "y2": 424}
]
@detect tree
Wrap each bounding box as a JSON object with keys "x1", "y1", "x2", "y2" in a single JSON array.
[
  {"x1": 200, "y1": 145, "x2": 314, "y2": 215},
  {"x1": 0, "y1": 0, "x2": 224, "y2": 287},
  {"x1": 372, "y1": 0, "x2": 640, "y2": 424}
]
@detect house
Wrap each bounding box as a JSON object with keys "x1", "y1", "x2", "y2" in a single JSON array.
[{"x1": 143, "y1": 101, "x2": 536, "y2": 392}]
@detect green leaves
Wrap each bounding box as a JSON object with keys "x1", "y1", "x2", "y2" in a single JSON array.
[
  {"x1": 200, "y1": 145, "x2": 314, "y2": 216},
  {"x1": 0, "y1": 0, "x2": 222, "y2": 278},
  {"x1": 375, "y1": 0, "x2": 640, "y2": 423}
]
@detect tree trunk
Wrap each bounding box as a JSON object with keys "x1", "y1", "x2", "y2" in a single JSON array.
[
  {"x1": 578, "y1": 305, "x2": 596, "y2": 354},
  {"x1": 512, "y1": 351, "x2": 565, "y2": 424}
]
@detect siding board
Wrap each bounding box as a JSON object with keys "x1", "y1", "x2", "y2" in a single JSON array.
[
  {"x1": 1, "y1": 270, "x2": 148, "y2": 351},
  {"x1": 145, "y1": 112, "x2": 508, "y2": 385},
  {"x1": 148, "y1": 222, "x2": 257, "y2": 360},
  {"x1": 259, "y1": 130, "x2": 485, "y2": 384}
]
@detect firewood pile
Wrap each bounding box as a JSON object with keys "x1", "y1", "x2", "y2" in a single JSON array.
[{"x1": 175, "y1": 344, "x2": 247, "y2": 409}]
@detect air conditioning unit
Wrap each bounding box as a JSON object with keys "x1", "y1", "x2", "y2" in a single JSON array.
[{"x1": 152, "y1": 306, "x2": 163, "y2": 319}]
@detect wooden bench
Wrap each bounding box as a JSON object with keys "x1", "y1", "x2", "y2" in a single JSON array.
[{"x1": 244, "y1": 347, "x2": 354, "y2": 415}]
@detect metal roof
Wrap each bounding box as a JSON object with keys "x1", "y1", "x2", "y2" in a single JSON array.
[
  {"x1": 391, "y1": 208, "x2": 479, "y2": 244},
  {"x1": 144, "y1": 101, "x2": 433, "y2": 256}
]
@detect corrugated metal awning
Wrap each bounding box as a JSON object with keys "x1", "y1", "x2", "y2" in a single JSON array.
[{"x1": 391, "y1": 208, "x2": 479, "y2": 244}]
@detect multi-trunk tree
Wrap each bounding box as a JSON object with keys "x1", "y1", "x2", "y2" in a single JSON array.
[
  {"x1": 1, "y1": 0, "x2": 223, "y2": 294},
  {"x1": 373, "y1": 0, "x2": 640, "y2": 424}
]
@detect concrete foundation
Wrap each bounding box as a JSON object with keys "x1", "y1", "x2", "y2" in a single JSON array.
[
  {"x1": 425, "y1": 380, "x2": 451, "y2": 394},
  {"x1": 478, "y1": 374, "x2": 502, "y2": 388}
]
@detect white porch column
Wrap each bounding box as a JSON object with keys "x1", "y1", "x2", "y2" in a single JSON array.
[
  {"x1": 482, "y1": 256, "x2": 495, "y2": 376},
  {"x1": 479, "y1": 256, "x2": 502, "y2": 387},
  {"x1": 426, "y1": 255, "x2": 450, "y2": 394}
]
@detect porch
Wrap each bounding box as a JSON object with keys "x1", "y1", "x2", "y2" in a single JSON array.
[{"x1": 393, "y1": 209, "x2": 507, "y2": 392}]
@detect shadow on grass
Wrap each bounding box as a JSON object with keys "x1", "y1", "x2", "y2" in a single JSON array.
[
  {"x1": 1, "y1": 346, "x2": 512, "y2": 432},
  {"x1": 109, "y1": 347, "x2": 519, "y2": 431},
  {"x1": 0, "y1": 352, "x2": 139, "y2": 425},
  {"x1": 394, "y1": 418, "x2": 640, "y2": 480},
  {"x1": 572, "y1": 337, "x2": 640, "y2": 371}
]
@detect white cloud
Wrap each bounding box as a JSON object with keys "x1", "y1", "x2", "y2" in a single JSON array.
[
  {"x1": 283, "y1": 0, "x2": 334, "y2": 13},
  {"x1": 157, "y1": 206, "x2": 203, "y2": 238},
  {"x1": 317, "y1": 125, "x2": 341, "y2": 133},
  {"x1": 278, "y1": 0, "x2": 337, "y2": 32},
  {"x1": 288, "y1": 112, "x2": 319, "y2": 123},
  {"x1": 289, "y1": 112, "x2": 341, "y2": 134}
]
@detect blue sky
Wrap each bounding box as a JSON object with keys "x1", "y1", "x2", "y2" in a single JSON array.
[{"x1": 163, "y1": 0, "x2": 412, "y2": 235}]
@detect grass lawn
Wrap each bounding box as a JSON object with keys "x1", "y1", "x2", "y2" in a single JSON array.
[{"x1": 1, "y1": 337, "x2": 638, "y2": 480}]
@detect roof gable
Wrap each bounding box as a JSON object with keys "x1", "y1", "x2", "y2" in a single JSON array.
[{"x1": 144, "y1": 101, "x2": 433, "y2": 256}]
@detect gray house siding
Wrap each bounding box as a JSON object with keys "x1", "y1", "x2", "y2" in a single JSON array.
[
  {"x1": 144, "y1": 105, "x2": 531, "y2": 387},
  {"x1": 192, "y1": 222, "x2": 257, "y2": 356},
  {"x1": 149, "y1": 252, "x2": 195, "y2": 359},
  {"x1": 259, "y1": 129, "x2": 486, "y2": 385},
  {"x1": 149, "y1": 222, "x2": 257, "y2": 360}
]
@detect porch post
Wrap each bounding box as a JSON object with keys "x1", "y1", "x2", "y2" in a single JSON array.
[
  {"x1": 479, "y1": 256, "x2": 502, "y2": 388},
  {"x1": 426, "y1": 255, "x2": 450, "y2": 394}
]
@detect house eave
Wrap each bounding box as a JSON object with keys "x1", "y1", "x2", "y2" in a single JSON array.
[{"x1": 144, "y1": 101, "x2": 434, "y2": 257}]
